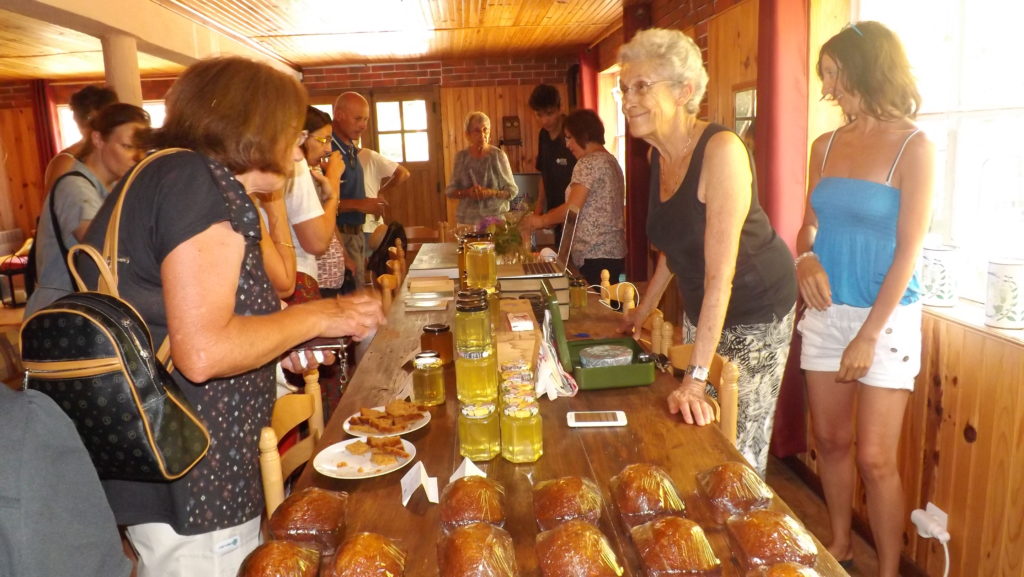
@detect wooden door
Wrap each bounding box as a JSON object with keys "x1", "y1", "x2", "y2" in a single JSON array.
[{"x1": 366, "y1": 87, "x2": 445, "y2": 230}]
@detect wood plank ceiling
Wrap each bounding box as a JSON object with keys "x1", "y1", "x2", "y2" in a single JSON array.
[{"x1": 0, "y1": 0, "x2": 624, "y2": 80}]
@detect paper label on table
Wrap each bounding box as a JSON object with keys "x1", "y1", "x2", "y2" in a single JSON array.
[
  {"x1": 401, "y1": 461, "x2": 439, "y2": 506},
  {"x1": 449, "y1": 458, "x2": 486, "y2": 485}
]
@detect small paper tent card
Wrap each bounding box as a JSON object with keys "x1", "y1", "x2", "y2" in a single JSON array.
[
  {"x1": 449, "y1": 457, "x2": 486, "y2": 486},
  {"x1": 401, "y1": 462, "x2": 439, "y2": 506}
]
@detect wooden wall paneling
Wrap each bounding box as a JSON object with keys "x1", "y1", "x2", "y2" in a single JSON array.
[
  {"x1": 706, "y1": 0, "x2": 758, "y2": 128},
  {"x1": 0, "y1": 107, "x2": 43, "y2": 236},
  {"x1": 807, "y1": 0, "x2": 849, "y2": 162}
]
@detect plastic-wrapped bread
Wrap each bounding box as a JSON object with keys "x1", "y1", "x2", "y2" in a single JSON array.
[
  {"x1": 533, "y1": 476, "x2": 603, "y2": 531},
  {"x1": 536, "y1": 519, "x2": 624, "y2": 577},
  {"x1": 322, "y1": 532, "x2": 406, "y2": 577},
  {"x1": 237, "y1": 541, "x2": 320, "y2": 577},
  {"x1": 610, "y1": 463, "x2": 686, "y2": 527},
  {"x1": 726, "y1": 510, "x2": 818, "y2": 570},
  {"x1": 752, "y1": 563, "x2": 822, "y2": 576},
  {"x1": 697, "y1": 461, "x2": 773, "y2": 524},
  {"x1": 630, "y1": 516, "x2": 721, "y2": 575},
  {"x1": 438, "y1": 522, "x2": 517, "y2": 577},
  {"x1": 440, "y1": 476, "x2": 506, "y2": 531},
  {"x1": 269, "y1": 487, "x2": 349, "y2": 554}
]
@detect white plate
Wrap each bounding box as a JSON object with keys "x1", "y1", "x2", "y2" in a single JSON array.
[
  {"x1": 313, "y1": 438, "x2": 416, "y2": 480},
  {"x1": 342, "y1": 406, "x2": 431, "y2": 437}
]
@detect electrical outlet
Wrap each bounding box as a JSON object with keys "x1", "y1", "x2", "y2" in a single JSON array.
[{"x1": 926, "y1": 502, "x2": 948, "y2": 533}]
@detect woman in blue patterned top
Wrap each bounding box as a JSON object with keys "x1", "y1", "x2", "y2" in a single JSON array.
[{"x1": 796, "y1": 22, "x2": 935, "y2": 576}]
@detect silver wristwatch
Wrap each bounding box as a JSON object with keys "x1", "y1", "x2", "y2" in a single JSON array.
[{"x1": 686, "y1": 364, "x2": 709, "y2": 383}]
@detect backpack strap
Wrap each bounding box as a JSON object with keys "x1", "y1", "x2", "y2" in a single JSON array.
[{"x1": 48, "y1": 170, "x2": 91, "y2": 286}]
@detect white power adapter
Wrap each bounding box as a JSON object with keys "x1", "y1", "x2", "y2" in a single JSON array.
[
  {"x1": 911, "y1": 502, "x2": 950, "y2": 544},
  {"x1": 911, "y1": 503, "x2": 952, "y2": 577}
]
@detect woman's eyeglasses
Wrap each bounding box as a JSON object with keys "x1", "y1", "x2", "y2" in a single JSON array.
[
  {"x1": 613, "y1": 80, "x2": 679, "y2": 98},
  {"x1": 311, "y1": 135, "x2": 330, "y2": 145}
]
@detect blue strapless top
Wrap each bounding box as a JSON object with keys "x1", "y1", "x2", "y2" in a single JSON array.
[{"x1": 811, "y1": 177, "x2": 920, "y2": 307}]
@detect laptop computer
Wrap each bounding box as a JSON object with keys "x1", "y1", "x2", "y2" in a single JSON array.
[{"x1": 497, "y1": 207, "x2": 579, "y2": 279}]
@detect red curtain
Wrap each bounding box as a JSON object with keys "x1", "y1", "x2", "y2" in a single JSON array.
[
  {"x1": 756, "y1": 0, "x2": 811, "y2": 458},
  {"x1": 29, "y1": 79, "x2": 60, "y2": 178},
  {"x1": 577, "y1": 47, "x2": 599, "y2": 111}
]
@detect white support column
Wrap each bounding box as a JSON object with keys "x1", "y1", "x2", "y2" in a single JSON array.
[{"x1": 101, "y1": 33, "x2": 143, "y2": 106}]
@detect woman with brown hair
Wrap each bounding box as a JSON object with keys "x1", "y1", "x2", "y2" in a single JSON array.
[
  {"x1": 80, "y1": 57, "x2": 384, "y2": 577},
  {"x1": 43, "y1": 85, "x2": 118, "y2": 194},
  {"x1": 27, "y1": 102, "x2": 150, "y2": 315},
  {"x1": 797, "y1": 22, "x2": 934, "y2": 575}
]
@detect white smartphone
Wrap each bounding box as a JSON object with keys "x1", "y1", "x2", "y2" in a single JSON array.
[{"x1": 566, "y1": 410, "x2": 628, "y2": 428}]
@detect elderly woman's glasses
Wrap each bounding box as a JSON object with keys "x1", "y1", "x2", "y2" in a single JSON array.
[{"x1": 614, "y1": 80, "x2": 679, "y2": 98}]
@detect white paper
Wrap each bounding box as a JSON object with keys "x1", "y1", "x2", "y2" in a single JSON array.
[
  {"x1": 401, "y1": 461, "x2": 439, "y2": 506},
  {"x1": 449, "y1": 458, "x2": 486, "y2": 485}
]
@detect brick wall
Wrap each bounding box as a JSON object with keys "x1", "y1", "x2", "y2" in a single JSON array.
[
  {"x1": 0, "y1": 81, "x2": 33, "y2": 110},
  {"x1": 302, "y1": 55, "x2": 577, "y2": 98}
]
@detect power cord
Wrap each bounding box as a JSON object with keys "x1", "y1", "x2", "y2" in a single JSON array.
[
  {"x1": 593, "y1": 281, "x2": 641, "y2": 312},
  {"x1": 911, "y1": 507, "x2": 950, "y2": 577}
]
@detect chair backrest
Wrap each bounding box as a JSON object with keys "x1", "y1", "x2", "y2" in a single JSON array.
[
  {"x1": 258, "y1": 370, "x2": 325, "y2": 517},
  {"x1": 666, "y1": 343, "x2": 740, "y2": 446},
  {"x1": 405, "y1": 225, "x2": 440, "y2": 244},
  {"x1": 377, "y1": 273, "x2": 398, "y2": 315}
]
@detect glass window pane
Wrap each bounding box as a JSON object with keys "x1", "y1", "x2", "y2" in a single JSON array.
[
  {"x1": 141, "y1": 101, "x2": 166, "y2": 129},
  {"x1": 404, "y1": 132, "x2": 429, "y2": 162},
  {"x1": 402, "y1": 100, "x2": 428, "y2": 130},
  {"x1": 376, "y1": 102, "x2": 402, "y2": 132},
  {"x1": 312, "y1": 103, "x2": 333, "y2": 120},
  {"x1": 378, "y1": 133, "x2": 404, "y2": 162},
  {"x1": 56, "y1": 105, "x2": 79, "y2": 150}
]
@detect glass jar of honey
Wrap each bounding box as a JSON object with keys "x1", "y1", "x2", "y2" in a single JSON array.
[
  {"x1": 458, "y1": 402, "x2": 500, "y2": 461},
  {"x1": 421, "y1": 323, "x2": 453, "y2": 365},
  {"x1": 500, "y1": 400, "x2": 543, "y2": 463},
  {"x1": 569, "y1": 276, "x2": 588, "y2": 310},
  {"x1": 412, "y1": 352, "x2": 445, "y2": 406}
]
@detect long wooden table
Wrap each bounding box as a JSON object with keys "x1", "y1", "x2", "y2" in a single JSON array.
[{"x1": 296, "y1": 285, "x2": 849, "y2": 577}]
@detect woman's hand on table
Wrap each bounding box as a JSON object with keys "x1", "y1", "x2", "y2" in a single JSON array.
[
  {"x1": 618, "y1": 306, "x2": 646, "y2": 341},
  {"x1": 796, "y1": 255, "x2": 832, "y2": 311},
  {"x1": 668, "y1": 379, "x2": 715, "y2": 426},
  {"x1": 309, "y1": 293, "x2": 386, "y2": 341}
]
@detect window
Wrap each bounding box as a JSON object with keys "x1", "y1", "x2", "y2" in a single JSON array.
[
  {"x1": 55, "y1": 101, "x2": 166, "y2": 150},
  {"x1": 374, "y1": 99, "x2": 429, "y2": 163},
  {"x1": 858, "y1": 2, "x2": 1024, "y2": 301}
]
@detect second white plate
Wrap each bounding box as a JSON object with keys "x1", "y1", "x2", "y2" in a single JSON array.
[{"x1": 312, "y1": 438, "x2": 416, "y2": 480}]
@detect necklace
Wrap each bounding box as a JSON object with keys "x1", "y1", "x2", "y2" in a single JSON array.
[{"x1": 659, "y1": 120, "x2": 698, "y2": 198}]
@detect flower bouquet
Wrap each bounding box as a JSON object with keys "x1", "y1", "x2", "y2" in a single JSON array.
[{"x1": 478, "y1": 212, "x2": 527, "y2": 264}]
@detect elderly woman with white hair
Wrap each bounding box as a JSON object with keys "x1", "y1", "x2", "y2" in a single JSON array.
[
  {"x1": 445, "y1": 111, "x2": 518, "y2": 226},
  {"x1": 617, "y1": 28, "x2": 797, "y2": 477}
]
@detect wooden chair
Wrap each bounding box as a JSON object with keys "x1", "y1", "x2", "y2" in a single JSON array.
[
  {"x1": 258, "y1": 370, "x2": 325, "y2": 517},
  {"x1": 667, "y1": 343, "x2": 740, "y2": 446},
  {"x1": 377, "y1": 273, "x2": 398, "y2": 315},
  {"x1": 404, "y1": 225, "x2": 439, "y2": 244}
]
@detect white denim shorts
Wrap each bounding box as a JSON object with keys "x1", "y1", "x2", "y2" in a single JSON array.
[{"x1": 798, "y1": 301, "x2": 922, "y2": 390}]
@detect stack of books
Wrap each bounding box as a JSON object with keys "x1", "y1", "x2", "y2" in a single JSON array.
[
  {"x1": 498, "y1": 275, "x2": 569, "y2": 320},
  {"x1": 404, "y1": 276, "x2": 455, "y2": 311}
]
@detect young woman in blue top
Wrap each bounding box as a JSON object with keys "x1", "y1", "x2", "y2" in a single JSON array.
[{"x1": 796, "y1": 22, "x2": 935, "y2": 576}]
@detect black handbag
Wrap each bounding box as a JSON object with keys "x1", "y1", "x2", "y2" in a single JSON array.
[{"x1": 20, "y1": 149, "x2": 211, "y2": 481}]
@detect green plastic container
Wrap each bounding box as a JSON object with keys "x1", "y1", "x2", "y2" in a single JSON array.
[{"x1": 541, "y1": 279, "x2": 654, "y2": 390}]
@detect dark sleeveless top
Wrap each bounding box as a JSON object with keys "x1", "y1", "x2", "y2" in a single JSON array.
[{"x1": 647, "y1": 124, "x2": 796, "y2": 327}]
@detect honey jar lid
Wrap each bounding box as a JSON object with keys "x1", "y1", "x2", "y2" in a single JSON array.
[
  {"x1": 423, "y1": 323, "x2": 451, "y2": 334},
  {"x1": 461, "y1": 402, "x2": 497, "y2": 417}
]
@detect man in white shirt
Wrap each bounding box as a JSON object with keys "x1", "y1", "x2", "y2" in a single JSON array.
[{"x1": 359, "y1": 148, "x2": 411, "y2": 236}]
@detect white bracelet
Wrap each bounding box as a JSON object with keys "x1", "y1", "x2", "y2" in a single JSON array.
[{"x1": 794, "y1": 251, "x2": 818, "y2": 266}]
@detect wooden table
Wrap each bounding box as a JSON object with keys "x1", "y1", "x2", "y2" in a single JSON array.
[{"x1": 295, "y1": 292, "x2": 849, "y2": 577}]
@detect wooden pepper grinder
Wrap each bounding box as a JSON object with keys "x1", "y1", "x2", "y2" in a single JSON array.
[
  {"x1": 600, "y1": 269, "x2": 611, "y2": 302},
  {"x1": 660, "y1": 320, "x2": 674, "y2": 358}
]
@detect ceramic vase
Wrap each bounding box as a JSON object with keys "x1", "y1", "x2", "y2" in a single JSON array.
[
  {"x1": 921, "y1": 245, "x2": 958, "y2": 307},
  {"x1": 985, "y1": 258, "x2": 1024, "y2": 329}
]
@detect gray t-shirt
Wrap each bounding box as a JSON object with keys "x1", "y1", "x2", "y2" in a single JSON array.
[
  {"x1": 0, "y1": 386, "x2": 131, "y2": 577},
  {"x1": 25, "y1": 161, "x2": 107, "y2": 316}
]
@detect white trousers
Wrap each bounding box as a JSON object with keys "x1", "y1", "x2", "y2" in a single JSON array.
[{"x1": 126, "y1": 517, "x2": 261, "y2": 577}]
